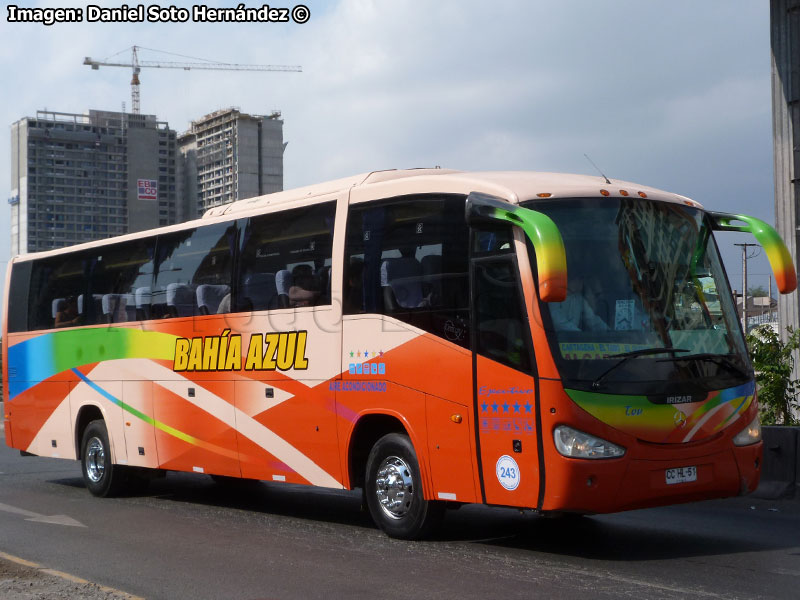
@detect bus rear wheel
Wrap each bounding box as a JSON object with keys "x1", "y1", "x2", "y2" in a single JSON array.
[
  {"x1": 364, "y1": 433, "x2": 443, "y2": 539},
  {"x1": 81, "y1": 419, "x2": 126, "y2": 497}
]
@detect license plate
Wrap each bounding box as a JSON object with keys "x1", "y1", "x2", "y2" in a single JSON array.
[{"x1": 665, "y1": 466, "x2": 697, "y2": 485}]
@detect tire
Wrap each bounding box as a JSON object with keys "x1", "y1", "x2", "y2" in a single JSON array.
[
  {"x1": 80, "y1": 419, "x2": 127, "y2": 497},
  {"x1": 364, "y1": 433, "x2": 444, "y2": 540}
]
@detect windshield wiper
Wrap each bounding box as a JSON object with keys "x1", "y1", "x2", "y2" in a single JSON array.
[
  {"x1": 657, "y1": 353, "x2": 751, "y2": 380},
  {"x1": 591, "y1": 348, "x2": 690, "y2": 390}
]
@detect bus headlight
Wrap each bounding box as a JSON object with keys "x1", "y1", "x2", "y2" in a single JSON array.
[
  {"x1": 554, "y1": 425, "x2": 626, "y2": 459},
  {"x1": 732, "y1": 415, "x2": 762, "y2": 446}
]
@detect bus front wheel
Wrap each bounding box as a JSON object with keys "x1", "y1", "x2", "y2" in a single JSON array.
[
  {"x1": 81, "y1": 419, "x2": 126, "y2": 497},
  {"x1": 364, "y1": 433, "x2": 443, "y2": 539}
]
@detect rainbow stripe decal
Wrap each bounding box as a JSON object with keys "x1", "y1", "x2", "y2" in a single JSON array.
[
  {"x1": 70, "y1": 367, "x2": 238, "y2": 461},
  {"x1": 566, "y1": 380, "x2": 755, "y2": 443},
  {"x1": 710, "y1": 212, "x2": 797, "y2": 294},
  {"x1": 7, "y1": 328, "x2": 177, "y2": 400},
  {"x1": 467, "y1": 193, "x2": 567, "y2": 301}
]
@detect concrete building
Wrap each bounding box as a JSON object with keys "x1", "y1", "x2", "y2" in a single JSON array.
[
  {"x1": 178, "y1": 108, "x2": 284, "y2": 216},
  {"x1": 9, "y1": 109, "x2": 182, "y2": 255},
  {"x1": 771, "y1": 0, "x2": 800, "y2": 387}
]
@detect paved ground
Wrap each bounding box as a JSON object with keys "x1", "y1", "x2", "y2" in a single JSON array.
[{"x1": 1, "y1": 421, "x2": 799, "y2": 600}]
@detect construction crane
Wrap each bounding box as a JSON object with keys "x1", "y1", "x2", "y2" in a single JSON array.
[{"x1": 84, "y1": 45, "x2": 301, "y2": 114}]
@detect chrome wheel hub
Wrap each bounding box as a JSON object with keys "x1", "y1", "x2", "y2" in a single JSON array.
[
  {"x1": 86, "y1": 437, "x2": 105, "y2": 483},
  {"x1": 375, "y1": 456, "x2": 414, "y2": 519}
]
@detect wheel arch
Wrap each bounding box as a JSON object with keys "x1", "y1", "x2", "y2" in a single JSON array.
[
  {"x1": 346, "y1": 411, "x2": 432, "y2": 496},
  {"x1": 74, "y1": 403, "x2": 111, "y2": 460}
]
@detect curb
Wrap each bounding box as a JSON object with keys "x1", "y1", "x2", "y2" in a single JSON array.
[{"x1": 0, "y1": 551, "x2": 144, "y2": 600}]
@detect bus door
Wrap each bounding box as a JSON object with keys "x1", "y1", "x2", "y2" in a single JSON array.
[{"x1": 471, "y1": 227, "x2": 542, "y2": 508}]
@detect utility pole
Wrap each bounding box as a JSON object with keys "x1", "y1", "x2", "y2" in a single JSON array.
[{"x1": 735, "y1": 243, "x2": 759, "y2": 333}]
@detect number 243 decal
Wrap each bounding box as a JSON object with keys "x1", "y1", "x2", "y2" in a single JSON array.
[{"x1": 495, "y1": 455, "x2": 521, "y2": 491}]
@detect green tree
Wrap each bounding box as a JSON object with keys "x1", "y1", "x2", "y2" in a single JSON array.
[
  {"x1": 746, "y1": 325, "x2": 800, "y2": 425},
  {"x1": 748, "y1": 285, "x2": 768, "y2": 297}
]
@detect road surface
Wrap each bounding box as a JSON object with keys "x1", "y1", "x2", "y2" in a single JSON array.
[{"x1": 1, "y1": 428, "x2": 797, "y2": 600}]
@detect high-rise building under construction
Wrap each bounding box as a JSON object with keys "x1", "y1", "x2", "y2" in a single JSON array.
[
  {"x1": 9, "y1": 107, "x2": 284, "y2": 256},
  {"x1": 178, "y1": 108, "x2": 285, "y2": 215},
  {"x1": 9, "y1": 109, "x2": 184, "y2": 255}
]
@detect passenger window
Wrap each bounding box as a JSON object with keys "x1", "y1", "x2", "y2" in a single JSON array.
[
  {"x1": 6, "y1": 261, "x2": 32, "y2": 333},
  {"x1": 236, "y1": 202, "x2": 336, "y2": 312},
  {"x1": 28, "y1": 251, "x2": 91, "y2": 331},
  {"x1": 343, "y1": 196, "x2": 470, "y2": 348},
  {"x1": 152, "y1": 222, "x2": 236, "y2": 319},
  {"x1": 86, "y1": 238, "x2": 156, "y2": 324}
]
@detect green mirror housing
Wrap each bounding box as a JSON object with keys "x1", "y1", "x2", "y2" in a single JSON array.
[
  {"x1": 466, "y1": 193, "x2": 567, "y2": 302},
  {"x1": 709, "y1": 211, "x2": 797, "y2": 294}
]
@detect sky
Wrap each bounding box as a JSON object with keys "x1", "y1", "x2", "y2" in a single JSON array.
[{"x1": 0, "y1": 0, "x2": 782, "y2": 298}]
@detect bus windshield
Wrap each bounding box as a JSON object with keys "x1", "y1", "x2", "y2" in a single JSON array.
[{"x1": 522, "y1": 197, "x2": 751, "y2": 395}]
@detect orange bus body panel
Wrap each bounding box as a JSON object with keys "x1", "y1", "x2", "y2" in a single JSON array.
[{"x1": 3, "y1": 169, "x2": 769, "y2": 521}]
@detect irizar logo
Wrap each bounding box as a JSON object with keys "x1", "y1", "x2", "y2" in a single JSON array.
[
  {"x1": 665, "y1": 395, "x2": 694, "y2": 405},
  {"x1": 648, "y1": 393, "x2": 698, "y2": 405}
]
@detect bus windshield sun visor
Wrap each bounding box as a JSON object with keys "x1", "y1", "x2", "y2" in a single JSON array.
[
  {"x1": 708, "y1": 211, "x2": 797, "y2": 294},
  {"x1": 466, "y1": 193, "x2": 567, "y2": 302}
]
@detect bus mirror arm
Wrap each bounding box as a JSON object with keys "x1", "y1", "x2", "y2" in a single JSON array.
[
  {"x1": 466, "y1": 193, "x2": 567, "y2": 302},
  {"x1": 708, "y1": 211, "x2": 797, "y2": 294}
]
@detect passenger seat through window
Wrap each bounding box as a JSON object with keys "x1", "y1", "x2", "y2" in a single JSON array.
[{"x1": 381, "y1": 257, "x2": 424, "y2": 310}]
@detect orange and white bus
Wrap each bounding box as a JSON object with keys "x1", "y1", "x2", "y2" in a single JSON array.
[{"x1": 3, "y1": 169, "x2": 796, "y2": 539}]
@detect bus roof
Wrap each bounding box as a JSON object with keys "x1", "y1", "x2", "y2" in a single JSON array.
[
  {"x1": 203, "y1": 168, "x2": 700, "y2": 217},
  {"x1": 12, "y1": 168, "x2": 700, "y2": 263}
]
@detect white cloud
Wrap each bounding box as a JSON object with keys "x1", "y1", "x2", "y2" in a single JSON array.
[{"x1": 0, "y1": 0, "x2": 778, "y2": 290}]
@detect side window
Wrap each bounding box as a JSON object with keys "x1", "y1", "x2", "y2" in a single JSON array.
[
  {"x1": 473, "y1": 227, "x2": 515, "y2": 255},
  {"x1": 152, "y1": 222, "x2": 236, "y2": 319},
  {"x1": 473, "y1": 247, "x2": 532, "y2": 373},
  {"x1": 28, "y1": 251, "x2": 91, "y2": 331},
  {"x1": 87, "y1": 238, "x2": 156, "y2": 324},
  {"x1": 7, "y1": 261, "x2": 32, "y2": 333},
  {"x1": 343, "y1": 196, "x2": 470, "y2": 348},
  {"x1": 236, "y1": 202, "x2": 336, "y2": 312}
]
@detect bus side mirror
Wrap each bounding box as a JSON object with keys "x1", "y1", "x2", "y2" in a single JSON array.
[
  {"x1": 466, "y1": 193, "x2": 567, "y2": 302},
  {"x1": 708, "y1": 211, "x2": 797, "y2": 294}
]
